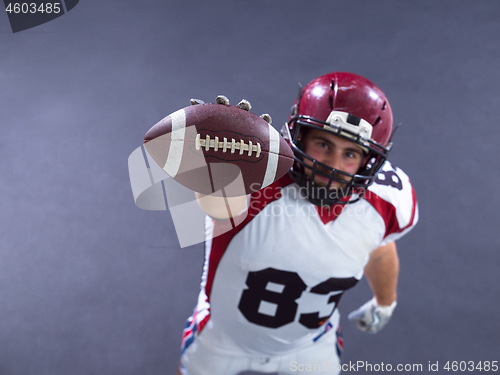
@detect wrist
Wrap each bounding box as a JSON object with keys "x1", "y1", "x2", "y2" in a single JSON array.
[
  {"x1": 372, "y1": 297, "x2": 397, "y2": 315},
  {"x1": 374, "y1": 293, "x2": 397, "y2": 307}
]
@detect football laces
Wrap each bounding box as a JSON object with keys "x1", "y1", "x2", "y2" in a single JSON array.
[{"x1": 195, "y1": 133, "x2": 262, "y2": 157}]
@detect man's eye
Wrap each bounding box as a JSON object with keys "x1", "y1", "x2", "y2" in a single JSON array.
[{"x1": 346, "y1": 151, "x2": 361, "y2": 160}]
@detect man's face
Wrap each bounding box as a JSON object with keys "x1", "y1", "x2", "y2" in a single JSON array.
[{"x1": 301, "y1": 128, "x2": 365, "y2": 188}]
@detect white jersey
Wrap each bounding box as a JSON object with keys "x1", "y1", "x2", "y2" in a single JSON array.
[{"x1": 181, "y1": 161, "x2": 418, "y2": 357}]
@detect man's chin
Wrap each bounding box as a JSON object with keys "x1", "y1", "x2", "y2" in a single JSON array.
[{"x1": 302, "y1": 182, "x2": 351, "y2": 204}]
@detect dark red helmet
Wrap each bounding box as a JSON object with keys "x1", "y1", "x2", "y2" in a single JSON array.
[{"x1": 282, "y1": 72, "x2": 394, "y2": 206}]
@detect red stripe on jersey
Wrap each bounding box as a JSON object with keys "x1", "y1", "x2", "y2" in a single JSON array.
[
  {"x1": 336, "y1": 325, "x2": 344, "y2": 351},
  {"x1": 203, "y1": 174, "x2": 294, "y2": 300},
  {"x1": 316, "y1": 204, "x2": 345, "y2": 225},
  {"x1": 337, "y1": 334, "x2": 344, "y2": 351},
  {"x1": 204, "y1": 227, "x2": 237, "y2": 300},
  {"x1": 198, "y1": 312, "x2": 210, "y2": 333},
  {"x1": 364, "y1": 185, "x2": 418, "y2": 238},
  {"x1": 181, "y1": 316, "x2": 194, "y2": 341}
]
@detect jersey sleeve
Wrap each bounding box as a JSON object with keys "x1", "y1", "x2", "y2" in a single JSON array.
[{"x1": 364, "y1": 161, "x2": 419, "y2": 247}]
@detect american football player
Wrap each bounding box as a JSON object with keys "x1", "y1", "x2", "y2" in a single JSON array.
[{"x1": 177, "y1": 72, "x2": 418, "y2": 374}]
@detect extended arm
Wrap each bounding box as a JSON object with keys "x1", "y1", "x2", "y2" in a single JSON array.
[
  {"x1": 348, "y1": 241, "x2": 399, "y2": 333},
  {"x1": 364, "y1": 241, "x2": 399, "y2": 305}
]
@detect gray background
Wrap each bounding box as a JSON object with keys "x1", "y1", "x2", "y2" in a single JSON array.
[{"x1": 1, "y1": 1, "x2": 499, "y2": 374}]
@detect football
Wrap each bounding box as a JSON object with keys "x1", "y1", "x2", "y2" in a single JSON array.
[{"x1": 143, "y1": 97, "x2": 294, "y2": 196}]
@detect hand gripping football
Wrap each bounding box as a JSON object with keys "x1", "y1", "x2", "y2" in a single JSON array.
[{"x1": 143, "y1": 96, "x2": 294, "y2": 196}]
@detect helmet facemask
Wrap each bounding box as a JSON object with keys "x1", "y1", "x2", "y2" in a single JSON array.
[{"x1": 283, "y1": 114, "x2": 391, "y2": 207}]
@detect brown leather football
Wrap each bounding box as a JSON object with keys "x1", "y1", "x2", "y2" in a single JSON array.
[{"x1": 144, "y1": 100, "x2": 293, "y2": 196}]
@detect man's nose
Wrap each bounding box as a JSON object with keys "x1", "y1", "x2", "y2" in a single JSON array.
[{"x1": 324, "y1": 151, "x2": 342, "y2": 171}]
